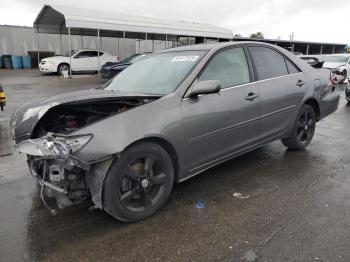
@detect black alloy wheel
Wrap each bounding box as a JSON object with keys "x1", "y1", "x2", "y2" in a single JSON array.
[
  {"x1": 119, "y1": 154, "x2": 168, "y2": 212},
  {"x1": 282, "y1": 104, "x2": 316, "y2": 150},
  {"x1": 295, "y1": 110, "x2": 316, "y2": 145},
  {"x1": 103, "y1": 142, "x2": 174, "y2": 222}
]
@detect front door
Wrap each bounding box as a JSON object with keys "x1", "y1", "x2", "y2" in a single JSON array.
[
  {"x1": 181, "y1": 46, "x2": 261, "y2": 173},
  {"x1": 71, "y1": 51, "x2": 92, "y2": 71}
]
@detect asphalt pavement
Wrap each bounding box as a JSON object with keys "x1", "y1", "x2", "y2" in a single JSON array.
[{"x1": 1, "y1": 69, "x2": 350, "y2": 262}]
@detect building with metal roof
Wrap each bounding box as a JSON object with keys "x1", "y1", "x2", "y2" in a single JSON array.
[{"x1": 34, "y1": 5, "x2": 233, "y2": 40}]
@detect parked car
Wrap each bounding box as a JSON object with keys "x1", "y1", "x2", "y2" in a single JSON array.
[
  {"x1": 39, "y1": 49, "x2": 119, "y2": 74},
  {"x1": 10, "y1": 42, "x2": 339, "y2": 222},
  {"x1": 300, "y1": 54, "x2": 349, "y2": 84},
  {"x1": 100, "y1": 53, "x2": 149, "y2": 79},
  {"x1": 321, "y1": 54, "x2": 350, "y2": 83},
  {"x1": 0, "y1": 84, "x2": 6, "y2": 111}
]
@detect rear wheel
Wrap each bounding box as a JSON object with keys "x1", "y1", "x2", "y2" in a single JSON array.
[
  {"x1": 103, "y1": 142, "x2": 174, "y2": 222},
  {"x1": 282, "y1": 104, "x2": 316, "y2": 150}
]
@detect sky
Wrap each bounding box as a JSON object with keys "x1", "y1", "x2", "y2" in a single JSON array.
[{"x1": 0, "y1": 0, "x2": 349, "y2": 44}]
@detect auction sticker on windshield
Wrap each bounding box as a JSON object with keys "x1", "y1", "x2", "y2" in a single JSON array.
[{"x1": 171, "y1": 56, "x2": 199, "y2": 62}]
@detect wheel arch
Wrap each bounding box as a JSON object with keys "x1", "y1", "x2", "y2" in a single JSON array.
[
  {"x1": 124, "y1": 136, "x2": 180, "y2": 182},
  {"x1": 304, "y1": 98, "x2": 320, "y2": 121},
  {"x1": 57, "y1": 62, "x2": 70, "y2": 72}
]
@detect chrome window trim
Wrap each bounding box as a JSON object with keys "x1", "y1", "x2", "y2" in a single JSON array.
[{"x1": 182, "y1": 72, "x2": 303, "y2": 101}]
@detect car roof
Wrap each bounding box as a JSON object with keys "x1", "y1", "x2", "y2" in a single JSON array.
[
  {"x1": 75, "y1": 49, "x2": 107, "y2": 52},
  {"x1": 157, "y1": 41, "x2": 276, "y2": 53}
]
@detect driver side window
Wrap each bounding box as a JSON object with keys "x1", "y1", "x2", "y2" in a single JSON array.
[
  {"x1": 198, "y1": 47, "x2": 250, "y2": 89},
  {"x1": 74, "y1": 51, "x2": 90, "y2": 59}
]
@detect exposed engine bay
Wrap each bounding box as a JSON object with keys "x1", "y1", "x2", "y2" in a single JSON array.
[
  {"x1": 32, "y1": 97, "x2": 153, "y2": 138},
  {"x1": 22, "y1": 96, "x2": 159, "y2": 213}
]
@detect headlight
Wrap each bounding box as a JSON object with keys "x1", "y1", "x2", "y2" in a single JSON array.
[{"x1": 14, "y1": 134, "x2": 92, "y2": 157}]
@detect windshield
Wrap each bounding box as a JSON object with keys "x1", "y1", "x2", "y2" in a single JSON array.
[
  {"x1": 104, "y1": 51, "x2": 206, "y2": 95},
  {"x1": 322, "y1": 56, "x2": 349, "y2": 63},
  {"x1": 63, "y1": 50, "x2": 79, "y2": 57}
]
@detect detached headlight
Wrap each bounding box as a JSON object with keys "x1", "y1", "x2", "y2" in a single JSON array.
[{"x1": 14, "y1": 134, "x2": 92, "y2": 157}]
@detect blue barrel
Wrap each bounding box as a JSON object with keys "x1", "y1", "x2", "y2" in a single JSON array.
[
  {"x1": 3, "y1": 55, "x2": 12, "y2": 69},
  {"x1": 21, "y1": 56, "x2": 32, "y2": 68},
  {"x1": 11, "y1": 55, "x2": 23, "y2": 69}
]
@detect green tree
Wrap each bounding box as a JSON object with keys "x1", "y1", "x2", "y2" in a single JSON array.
[{"x1": 249, "y1": 32, "x2": 264, "y2": 39}]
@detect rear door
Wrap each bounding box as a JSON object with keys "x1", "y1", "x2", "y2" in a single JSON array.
[
  {"x1": 181, "y1": 46, "x2": 261, "y2": 172},
  {"x1": 247, "y1": 45, "x2": 308, "y2": 140}
]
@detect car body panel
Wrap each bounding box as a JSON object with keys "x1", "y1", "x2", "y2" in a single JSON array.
[{"x1": 181, "y1": 82, "x2": 260, "y2": 172}]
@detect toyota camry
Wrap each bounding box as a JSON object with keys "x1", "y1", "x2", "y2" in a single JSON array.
[{"x1": 10, "y1": 42, "x2": 339, "y2": 222}]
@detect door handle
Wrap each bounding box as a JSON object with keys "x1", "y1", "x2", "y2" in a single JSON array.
[
  {"x1": 245, "y1": 92, "x2": 259, "y2": 101},
  {"x1": 296, "y1": 80, "x2": 305, "y2": 87}
]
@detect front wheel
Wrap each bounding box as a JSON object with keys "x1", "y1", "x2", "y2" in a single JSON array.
[
  {"x1": 282, "y1": 104, "x2": 316, "y2": 150},
  {"x1": 57, "y1": 63, "x2": 70, "y2": 75},
  {"x1": 103, "y1": 142, "x2": 174, "y2": 222}
]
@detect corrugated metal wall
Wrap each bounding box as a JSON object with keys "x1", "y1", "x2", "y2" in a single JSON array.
[{"x1": 0, "y1": 25, "x2": 159, "y2": 60}]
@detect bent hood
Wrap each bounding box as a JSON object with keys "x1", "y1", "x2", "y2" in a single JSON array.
[{"x1": 9, "y1": 89, "x2": 158, "y2": 143}]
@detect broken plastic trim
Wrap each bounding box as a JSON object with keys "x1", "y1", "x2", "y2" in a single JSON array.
[
  {"x1": 30, "y1": 154, "x2": 91, "y2": 172},
  {"x1": 40, "y1": 160, "x2": 58, "y2": 215}
]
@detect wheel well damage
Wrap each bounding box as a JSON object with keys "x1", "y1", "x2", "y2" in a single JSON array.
[
  {"x1": 86, "y1": 137, "x2": 180, "y2": 210},
  {"x1": 305, "y1": 99, "x2": 320, "y2": 121}
]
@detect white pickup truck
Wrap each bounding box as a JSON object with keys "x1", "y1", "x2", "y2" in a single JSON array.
[{"x1": 39, "y1": 49, "x2": 119, "y2": 74}]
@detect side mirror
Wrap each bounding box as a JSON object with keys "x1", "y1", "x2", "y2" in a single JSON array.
[{"x1": 189, "y1": 80, "x2": 221, "y2": 97}]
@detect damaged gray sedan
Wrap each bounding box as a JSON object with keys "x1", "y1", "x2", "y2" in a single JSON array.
[{"x1": 10, "y1": 42, "x2": 339, "y2": 222}]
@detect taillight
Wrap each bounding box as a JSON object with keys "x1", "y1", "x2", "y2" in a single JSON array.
[{"x1": 329, "y1": 71, "x2": 336, "y2": 85}]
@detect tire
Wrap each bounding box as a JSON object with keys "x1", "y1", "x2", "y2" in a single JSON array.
[
  {"x1": 282, "y1": 104, "x2": 316, "y2": 150},
  {"x1": 103, "y1": 142, "x2": 174, "y2": 222},
  {"x1": 57, "y1": 63, "x2": 70, "y2": 75}
]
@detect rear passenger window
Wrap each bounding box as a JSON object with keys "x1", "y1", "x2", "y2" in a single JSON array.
[
  {"x1": 286, "y1": 59, "x2": 300, "y2": 74},
  {"x1": 249, "y1": 46, "x2": 288, "y2": 80},
  {"x1": 89, "y1": 51, "x2": 99, "y2": 57},
  {"x1": 199, "y1": 47, "x2": 250, "y2": 88}
]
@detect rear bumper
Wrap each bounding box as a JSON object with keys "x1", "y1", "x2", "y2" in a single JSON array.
[{"x1": 319, "y1": 92, "x2": 340, "y2": 120}]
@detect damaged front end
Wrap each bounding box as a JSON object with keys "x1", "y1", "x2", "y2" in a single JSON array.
[
  {"x1": 15, "y1": 134, "x2": 93, "y2": 213},
  {"x1": 10, "y1": 90, "x2": 159, "y2": 213}
]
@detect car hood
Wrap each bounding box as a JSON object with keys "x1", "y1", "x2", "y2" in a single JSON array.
[
  {"x1": 104, "y1": 62, "x2": 131, "y2": 69},
  {"x1": 9, "y1": 89, "x2": 158, "y2": 142},
  {"x1": 323, "y1": 62, "x2": 346, "y2": 69}
]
